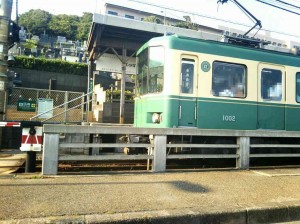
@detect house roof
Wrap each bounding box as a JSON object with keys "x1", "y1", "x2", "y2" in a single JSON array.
[{"x1": 87, "y1": 13, "x2": 223, "y2": 61}]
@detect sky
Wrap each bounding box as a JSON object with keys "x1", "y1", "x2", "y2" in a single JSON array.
[{"x1": 14, "y1": 0, "x2": 300, "y2": 41}]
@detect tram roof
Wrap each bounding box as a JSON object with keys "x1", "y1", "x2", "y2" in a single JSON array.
[{"x1": 138, "y1": 35, "x2": 300, "y2": 67}]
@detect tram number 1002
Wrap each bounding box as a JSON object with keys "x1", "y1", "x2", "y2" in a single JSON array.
[{"x1": 222, "y1": 115, "x2": 236, "y2": 122}]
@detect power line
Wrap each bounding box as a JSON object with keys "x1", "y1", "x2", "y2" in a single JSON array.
[
  {"x1": 125, "y1": 0, "x2": 300, "y2": 39},
  {"x1": 256, "y1": 0, "x2": 300, "y2": 15},
  {"x1": 271, "y1": 0, "x2": 300, "y2": 10}
]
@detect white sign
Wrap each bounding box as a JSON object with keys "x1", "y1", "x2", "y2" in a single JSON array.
[
  {"x1": 0, "y1": 44, "x2": 3, "y2": 53},
  {"x1": 0, "y1": 81, "x2": 4, "y2": 91},
  {"x1": 37, "y1": 98, "x2": 53, "y2": 118},
  {"x1": 96, "y1": 53, "x2": 136, "y2": 74}
]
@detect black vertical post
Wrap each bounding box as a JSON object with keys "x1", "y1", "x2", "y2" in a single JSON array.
[
  {"x1": 21, "y1": 123, "x2": 41, "y2": 173},
  {"x1": 25, "y1": 151, "x2": 36, "y2": 173}
]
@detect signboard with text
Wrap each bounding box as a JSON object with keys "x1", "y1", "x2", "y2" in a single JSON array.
[
  {"x1": 96, "y1": 53, "x2": 136, "y2": 74},
  {"x1": 37, "y1": 98, "x2": 53, "y2": 118},
  {"x1": 17, "y1": 100, "x2": 37, "y2": 112}
]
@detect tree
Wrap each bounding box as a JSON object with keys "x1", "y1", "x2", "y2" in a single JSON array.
[
  {"x1": 48, "y1": 14, "x2": 80, "y2": 40},
  {"x1": 76, "y1": 12, "x2": 93, "y2": 41},
  {"x1": 18, "y1": 9, "x2": 52, "y2": 36},
  {"x1": 23, "y1": 39, "x2": 38, "y2": 49},
  {"x1": 18, "y1": 10, "x2": 93, "y2": 41}
]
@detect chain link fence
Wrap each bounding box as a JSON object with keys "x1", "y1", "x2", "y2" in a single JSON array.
[{"x1": 6, "y1": 87, "x2": 84, "y2": 123}]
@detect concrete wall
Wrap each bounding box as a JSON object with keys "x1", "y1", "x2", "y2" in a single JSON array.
[
  {"x1": 13, "y1": 68, "x2": 87, "y2": 92},
  {"x1": 103, "y1": 101, "x2": 134, "y2": 124}
]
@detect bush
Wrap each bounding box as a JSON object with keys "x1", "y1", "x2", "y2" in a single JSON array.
[
  {"x1": 14, "y1": 56, "x2": 88, "y2": 76},
  {"x1": 106, "y1": 89, "x2": 134, "y2": 101}
]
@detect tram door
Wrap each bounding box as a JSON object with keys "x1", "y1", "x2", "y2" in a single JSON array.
[
  {"x1": 178, "y1": 57, "x2": 198, "y2": 127},
  {"x1": 257, "y1": 63, "x2": 285, "y2": 130}
]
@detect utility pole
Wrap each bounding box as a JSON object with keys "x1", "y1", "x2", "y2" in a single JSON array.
[
  {"x1": 0, "y1": 0, "x2": 13, "y2": 121},
  {"x1": 15, "y1": 0, "x2": 18, "y2": 25}
]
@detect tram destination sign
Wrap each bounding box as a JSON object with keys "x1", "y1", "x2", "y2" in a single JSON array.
[{"x1": 17, "y1": 100, "x2": 36, "y2": 112}]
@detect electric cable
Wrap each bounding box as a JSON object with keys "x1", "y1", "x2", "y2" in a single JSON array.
[
  {"x1": 256, "y1": 0, "x2": 300, "y2": 15},
  {"x1": 124, "y1": 0, "x2": 300, "y2": 39},
  {"x1": 269, "y1": 0, "x2": 300, "y2": 10}
]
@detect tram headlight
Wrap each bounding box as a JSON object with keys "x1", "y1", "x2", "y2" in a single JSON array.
[{"x1": 152, "y1": 113, "x2": 162, "y2": 124}]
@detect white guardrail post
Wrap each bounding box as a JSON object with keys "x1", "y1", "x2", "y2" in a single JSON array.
[
  {"x1": 236, "y1": 137, "x2": 250, "y2": 169},
  {"x1": 152, "y1": 135, "x2": 167, "y2": 172},
  {"x1": 42, "y1": 133, "x2": 60, "y2": 175}
]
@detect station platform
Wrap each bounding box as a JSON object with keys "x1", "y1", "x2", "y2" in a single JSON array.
[{"x1": 0, "y1": 168, "x2": 299, "y2": 223}]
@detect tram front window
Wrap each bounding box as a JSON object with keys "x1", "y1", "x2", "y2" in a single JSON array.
[
  {"x1": 136, "y1": 46, "x2": 164, "y2": 95},
  {"x1": 137, "y1": 48, "x2": 148, "y2": 95}
]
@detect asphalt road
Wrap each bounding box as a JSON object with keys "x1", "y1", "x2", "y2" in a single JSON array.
[{"x1": 0, "y1": 169, "x2": 299, "y2": 223}]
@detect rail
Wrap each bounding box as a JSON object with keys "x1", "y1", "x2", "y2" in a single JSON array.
[
  {"x1": 30, "y1": 91, "x2": 90, "y2": 123},
  {"x1": 42, "y1": 124, "x2": 300, "y2": 175}
]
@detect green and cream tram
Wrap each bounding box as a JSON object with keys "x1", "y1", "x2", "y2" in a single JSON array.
[{"x1": 134, "y1": 35, "x2": 300, "y2": 131}]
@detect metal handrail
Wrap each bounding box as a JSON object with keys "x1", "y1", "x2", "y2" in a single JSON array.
[
  {"x1": 42, "y1": 97, "x2": 93, "y2": 122},
  {"x1": 30, "y1": 91, "x2": 91, "y2": 121}
]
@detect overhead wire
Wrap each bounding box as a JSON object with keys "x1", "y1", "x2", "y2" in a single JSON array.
[
  {"x1": 270, "y1": 0, "x2": 300, "y2": 10},
  {"x1": 226, "y1": 0, "x2": 262, "y2": 37},
  {"x1": 256, "y1": 0, "x2": 300, "y2": 15},
  {"x1": 125, "y1": 0, "x2": 300, "y2": 39},
  {"x1": 233, "y1": 0, "x2": 257, "y2": 23}
]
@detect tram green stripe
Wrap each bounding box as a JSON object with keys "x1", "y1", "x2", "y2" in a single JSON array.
[{"x1": 134, "y1": 95, "x2": 300, "y2": 130}]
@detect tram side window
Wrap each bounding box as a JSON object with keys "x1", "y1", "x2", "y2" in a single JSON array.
[
  {"x1": 261, "y1": 68, "x2": 282, "y2": 101},
  {"x1": 296, "y1": 73, "x2": 300, "y2": 103},
  {"x1": 181, "y1": 59, "x2": 195, "y2": 94},
  {"x1": 212, "y1": 61, "x2": 246, "y2": 98}
]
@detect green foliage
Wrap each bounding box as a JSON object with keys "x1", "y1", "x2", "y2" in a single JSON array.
[
  {"x1": 23, "y1": 39, "x2": 38, "y2": 49},
  {"x1": 106, "y1": 89, "x2": 134, "y2": 101},
  {"x1": 143, "y1": 16, "x2": 162, "y2": 24},
  {"x1": 19, "y1": 9, "x2": 52, "y2": 35},
  {"x1": 49, "y1": 14, "x2": 80, "y2": 40},
  {"x1": 174, "y1": 21, "x2": 198, "y2": 30},
  {"x1": 14, "y1": 56, "x2": 88, "y2": 76},
  {"x1": 76, "y1": 13, "x2": 93, "y2": 41},
  {"x1": 18, "y1": 10, "x2": 93, "y2": 41}
]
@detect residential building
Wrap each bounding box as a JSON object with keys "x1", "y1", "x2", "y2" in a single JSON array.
[{"x1": 101, "y1": 2, "x2": 222, "y2": 36}]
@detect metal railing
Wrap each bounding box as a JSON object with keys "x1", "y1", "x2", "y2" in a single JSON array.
[
  {"x1": 30, "y1": 91, "x2": 91, "y2": 123},
  {"x1": 6, "y1": 87, "x2": 84, "y2": 123},
  {"x1": 42, "y1": 125, "x2": 300, "y2": 175}
]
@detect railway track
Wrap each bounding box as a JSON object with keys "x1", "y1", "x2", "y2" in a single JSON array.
[
  {"x1": 55, "y1": 157, "x2": 300, "y2": 173},
  {"x1": 0, "y1": 151, "x2": 299, "y2": 174}
]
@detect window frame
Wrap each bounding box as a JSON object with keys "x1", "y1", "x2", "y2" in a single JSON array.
[
  {"x1": 125, "y1": 14, "x2": 134, "y2": 19},
  {"x1": 261, "y1": 68, "x2": 282, "y2": 102},
  {"x1": 107, "y1": 10, "x2": 118, "y2": 16},
  {"x1": 180, "y1": 58, "x2": 195, "y2": 94},
  {"x1": 136, "y1": 46, "x2": 164, "y2": 96},
  {"x1": 296, "y1": 72, "x2": 300, "y2": 103},
  {"x1": 211, "y1": 61, "x2": 247, "y2": 99}
]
